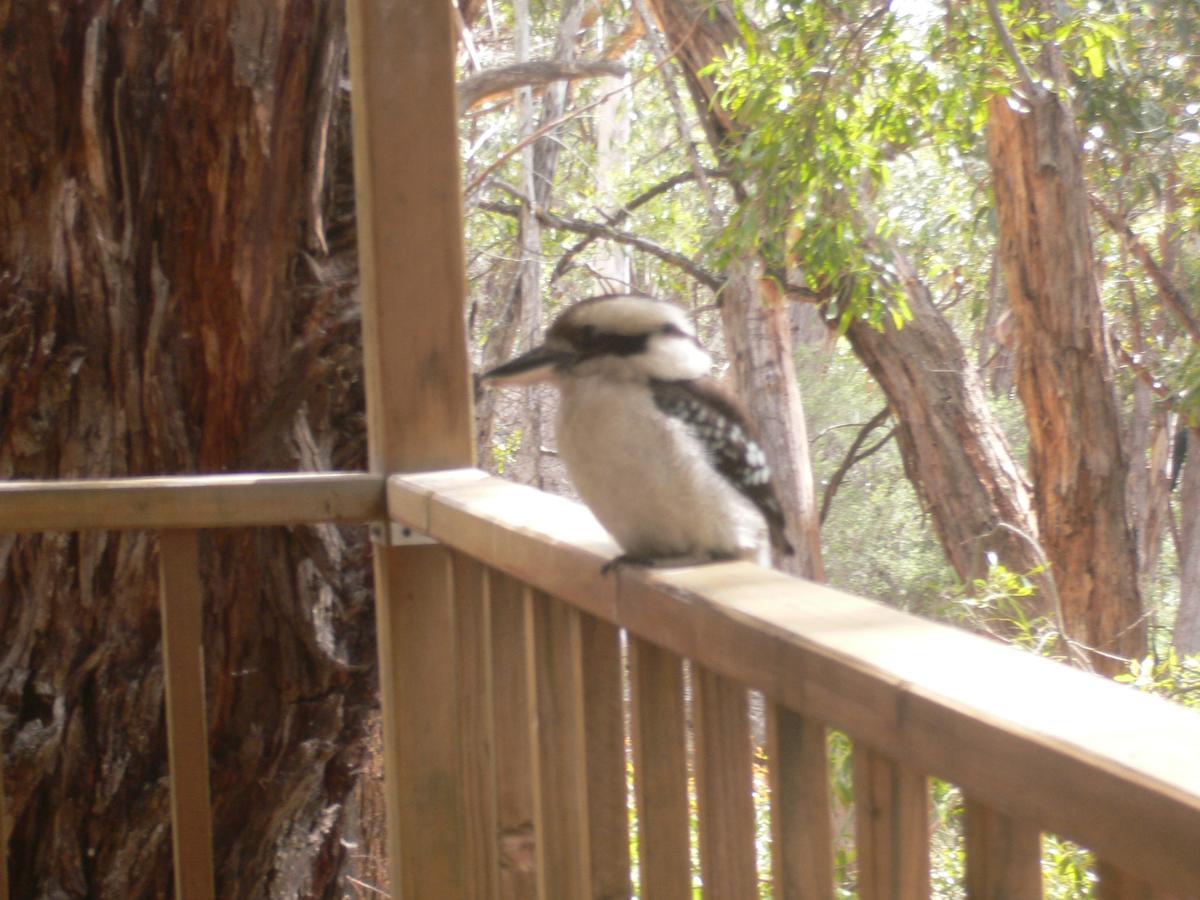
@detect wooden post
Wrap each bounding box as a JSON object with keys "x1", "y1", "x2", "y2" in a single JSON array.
[
  {"x1": 345, "y1": 0, "x2": 476, "y2": 894},
  {"x1": 157, "y1": 530, "x2": 216, "y2": 900}
]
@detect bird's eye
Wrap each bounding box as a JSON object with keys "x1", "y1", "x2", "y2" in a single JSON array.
[{"x1": 660, "y1": 323, "x2": 685, "y2": 337}]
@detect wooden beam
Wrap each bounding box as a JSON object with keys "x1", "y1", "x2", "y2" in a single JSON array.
[
  {"x1": 630, "y1": 638, "x2": 691, "y2": 900},
  {"x1": 768, "y1": 705, "x2": 832, "y2": 900},
  {"x1": 693, "y1": 667, "x2": 757, "y2": 899},
  {"x1": 963, "y1": 797, "x2": 1041, "y2": 899},
  {"x1": 853, "y1": 746, "x2": 929, "y2": 900},
  {"x1": 386, "y1": 469, "x2": 1200, "y2": 896},
  {"x1": 0, "y1": 473, "x2": 383, "y2": 532},
  {"x1": 157, "y1": 530, "x2": 216, "y2": 900}
]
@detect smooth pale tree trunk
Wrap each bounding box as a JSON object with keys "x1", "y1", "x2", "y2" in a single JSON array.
[
  {"x1": 0, "y1": 3, "x2": 376, "y2": 896},
  {"x1": 988, "y1": 93, "x2": 1144, "y2": 670}
]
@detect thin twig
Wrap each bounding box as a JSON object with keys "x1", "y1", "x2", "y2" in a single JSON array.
[
  {"x1": 480, "y1": 198, "x2": 724, "y2": 290},
  {"x1": 819, "y1": 407, "x2": 892, "y2": 525},
  {"x1": 984, "y1": 0, "x2": 1043, "y2": 98}
]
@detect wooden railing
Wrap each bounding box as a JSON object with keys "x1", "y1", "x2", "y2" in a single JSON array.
[
  {"x1": 0, "y1": 473, "x2": 386, "y2": 900},
  {"x1": 3, "y1": 467, "x2": 1200, "y2": 898}
]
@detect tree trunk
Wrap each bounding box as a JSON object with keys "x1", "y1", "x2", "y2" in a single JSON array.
[
  {"x1": 644, "y1": 0, "x2": 823, "y2": 579},
  {"x1": 0, "y1": 2, "x2": 375, "y2": 896},
  {"x1": 843, "y1": 251, "x2": 1045, "y2": 592},
  {"x1": 988, "y1": 93, "x2": 1144, "y2": 669},
  {"x1": 1176, "y1": 429, "x2": 1200, "y2": 655}
]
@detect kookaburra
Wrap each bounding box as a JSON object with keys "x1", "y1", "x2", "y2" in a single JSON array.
[{"x1": 483, "y1": 294, "x2": 793, "y2": 568}]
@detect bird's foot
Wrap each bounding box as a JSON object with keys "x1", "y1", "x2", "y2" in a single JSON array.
[
  {"x1": 601, "y1": 551, "x2": 739, "y2": 575},
  {"x1": 600, "y1": 554, "x2": 654, "y2": 576}
]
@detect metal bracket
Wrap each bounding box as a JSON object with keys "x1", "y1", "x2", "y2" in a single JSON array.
[{"x1": 370, "y1": 522, "x2": 438, "y2": 547}]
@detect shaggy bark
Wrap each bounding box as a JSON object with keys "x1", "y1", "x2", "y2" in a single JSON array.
[
  {"x1": 988, "y1": 93, "x2": 1144, "y2": 668},
  {"x1": 0, "y1": 2, "x2": 375, "y2": 896},
  {"x1": 843, "y1": 251, "x2": 1045, "y2": 593},
  {"x1": 647, "y1": 0, "x2": 1049, "y2": 591}
]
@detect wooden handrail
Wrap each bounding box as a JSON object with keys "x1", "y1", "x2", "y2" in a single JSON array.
[
  {"x1": 388, "y1": 467, "x2": 1200, "y2": 896},
  {"x1": 0, "y1": 472, "x2": 384, "y2": 532}
]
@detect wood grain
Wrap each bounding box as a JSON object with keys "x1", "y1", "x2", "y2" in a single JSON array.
[
  {"x1": 373, "y1": 545, "x2": 466, "y2": 897},
  {"x1": 346, "y1": 0, "x2": 474, "y2": 474},
  {"x1": 0, "y1": 473, "x2": 382, "y2": 532},
  {"x1": 157, "y1": 530, "x2": 216, "y2": 900},
  {"x1": 963, "y1": 797, "x2": 1041, "y2": 899},
  {"x1": 455, "y1": 554, "x2": 499, "y2": 899},
  {"x1": 630, "y1": 638, "x2": 691, "y2": 900},
  {"x1": 853, "y1": 745, "x2": 928, "y2": 900},
  {"x1": 527, "y1": 592, "x2": 591, "y2": 899},
  {"x1": 693, "y1": 666, "x2": 757, "y2": 899},
  {"x1": 387, "y1": 469, "x2": 1200, "y2": 896},
  {"x1": 768, "y1": 705, "x2": 832, "y2": 900},
  {"x1": 491, "y1": 571, "x2": 538, "y2": 900},
  {"x1": 580, "y1": 615, "x2": 632, "y2": 899}
]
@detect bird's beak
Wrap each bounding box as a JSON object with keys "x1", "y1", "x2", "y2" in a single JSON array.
[{"x1": 481, "y1": 342, "x2": 574, "y2": 386}]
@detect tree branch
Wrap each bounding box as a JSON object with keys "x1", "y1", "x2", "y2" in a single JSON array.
[
  {"x1": 819, "y1": 407, "x2": 893, "y2": 525},
  {"x1": 984, "y1": 0, "x2": 1043, "y2": 98},
  {"x1": 1090, "y1": 194, "x2": 1200, "y2": 346},
  {"x1": 458, "y1": 59, "x2": 628, "y2": 111},
  {"x1": 550, "y1": 168, "x2": 725, "y2": 282},
  {"x1": 479, "y1": 199, "x2": 724, "y2": 290}
]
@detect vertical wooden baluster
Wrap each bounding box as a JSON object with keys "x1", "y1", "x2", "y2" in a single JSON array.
[
  {"x1": 580, "y1": 615, "x2": 632, "y2": 898},
  {"x1": 456, "y1": 553, "x2": 499, "y2": 898},
  {"x1": 491, "y1": 572, "x2": 538, "y2": 900},
  {"x1": 1097, "y1": 860, "x2": 1178, "y2": 900},
  {"x1": 963, "y1": 797, "x2": 1041, "y2": 899},
  {"x1": 693, "y1": 666, "x2": 757, "y2": 899},
  {"x1": 372, "y1": 544, "x2": 465, "y2": 896},
  {"x1": 853, "y1": 745, "x2": 929, "y2": 900},
  {"x1": 157, "y1": 529, "x2": 216, "y2": 900},
  {"x1": 768, "y1": 705, "x2": 833, "y2": 900},
  {"x1": 630, "y1": 639, "x2": 690, "y2": 900},
  {"x1": 527, "y1": 592, "x2": 591, "y2": 899}
]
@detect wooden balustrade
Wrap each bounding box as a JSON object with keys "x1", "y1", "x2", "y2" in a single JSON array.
[{"x1": 2, "y1": 467, "x2": 1200, "y2": 897}]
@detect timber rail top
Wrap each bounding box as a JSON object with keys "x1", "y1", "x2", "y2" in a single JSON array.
[{"x1": 1, "y1": 467, "x2": 1198, "y2": 891}]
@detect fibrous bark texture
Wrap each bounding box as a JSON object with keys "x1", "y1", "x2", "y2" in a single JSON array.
[
  {"x1": 843, "y1": 251, "x2": 1044, "y2": 592},
  {"x1": 0, "y1": 1, "x2": 374, "y2": 896},
  {"x1": 988, "y1": 93, "x2": 1144, "y2": 669}
]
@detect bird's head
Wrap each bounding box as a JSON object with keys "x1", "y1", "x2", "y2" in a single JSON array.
[{"x1": 482, "y1": 294, "x2": 712, "y2": 386}]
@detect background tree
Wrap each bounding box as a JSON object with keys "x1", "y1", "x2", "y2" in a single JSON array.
[{"x1": 0, "y1": 3, "x2": 374, "y2": 896}]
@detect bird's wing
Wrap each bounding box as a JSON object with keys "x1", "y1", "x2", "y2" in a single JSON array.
[{"x1": 650, "y1": 377, "x2": 795, "y2": 555}]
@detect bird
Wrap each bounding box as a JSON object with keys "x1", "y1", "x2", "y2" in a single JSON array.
[{"x1": 482, "y1": 293, "x2": 794, "y2": 570}]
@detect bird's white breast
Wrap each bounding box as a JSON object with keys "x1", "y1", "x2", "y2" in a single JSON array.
[{"x1": 556, "y1": 376, "x2": 765, "y2": 561}]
